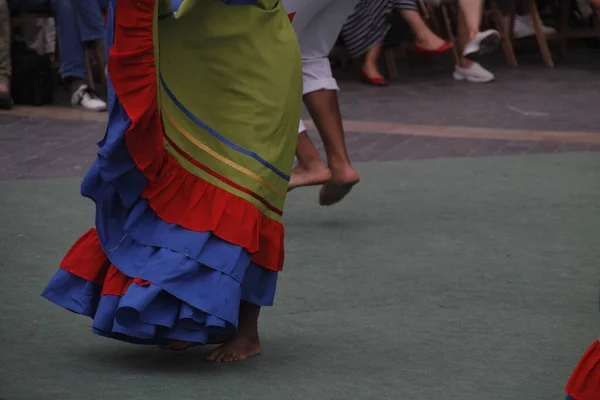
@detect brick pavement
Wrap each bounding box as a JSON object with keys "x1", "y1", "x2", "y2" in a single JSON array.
[
  {"x1": 1, "y1": 113, "x2": 599, "y2": 180},
  {"x1": 4, "y1": 51, "x2": 600, "y2": 180}
]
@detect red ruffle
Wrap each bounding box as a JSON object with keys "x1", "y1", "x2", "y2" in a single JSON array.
[
  {"x1": 565, "y1": 340, "x2": 600, "y2": 400},
  {"x1": 60, "y1": 228, "x2": 152, "y2": 296},
  {"x1": 107, "y1": 0, "x2": 284, "y2": 271}
]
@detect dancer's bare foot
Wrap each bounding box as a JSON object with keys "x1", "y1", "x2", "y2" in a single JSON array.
[
  {"x1": 288, "y1": 163, "x2": 332, "y2": 192},
  {"x1": 319, "y1": 165, "x2": 360, "y2": 206},
  {"x1": 206, "y1": 301, "x2": 262, "y2": 363},
  {"x1": 206, "y1": 333, "x2": 261, "y2": 362}
]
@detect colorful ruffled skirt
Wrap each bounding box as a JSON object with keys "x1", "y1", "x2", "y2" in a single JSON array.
[
  {"x1": 41, "y1": 0, "x2": 302, "y2": 345},
  {"x1": 565, "y1": 340, "x2": 600, "y2": 400}
]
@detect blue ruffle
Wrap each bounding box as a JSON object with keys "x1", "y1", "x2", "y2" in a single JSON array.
[
  {"x1": 42, "y1": 265, "x2": 272, "y2": 345},
  {"x1": 42, "y1": 0, "x2": 278, "y2": 344}
]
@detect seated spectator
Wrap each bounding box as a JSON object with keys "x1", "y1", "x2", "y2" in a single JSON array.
[
  {"x1": 0, "y1": 0, "x2": 12, "y2": 109},
  {"x1": 9, "y1": 0, "x2": 107, "y2": 110},
  {"x1": 341, "y1": 0, "x2": 500, "y2": 85},
  {"x1": 341, "y1": 0, "x2": 453, "y2": 85},
  {"x1": 424, "y1": 0, "x2": 500, "y2": 82},
  {"x1": 50, "y1": 0, "x2": 107, "y2": 111},
  {"x1": 452, "y1": 0, "x2": 501, "y2": 83},
  {"x1": 13, "y1": 15, "x2": 56, "y2": 58},
  {"x1": 497, "y1": 0, "x2": 556, "y2": 38}
]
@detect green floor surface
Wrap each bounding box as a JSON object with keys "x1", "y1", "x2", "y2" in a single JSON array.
[{"x1": 1, "y1": 153, "x2": 599, "y2": 400}]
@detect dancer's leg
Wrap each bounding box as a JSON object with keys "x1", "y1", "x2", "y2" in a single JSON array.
[
  {"x1": 292, "y1": 0, "x2": 360, "y2": 205},
  {"x1": 302, "y1": 88, "x2": 359, "y2": 205},
  {"x1": 289, "y1": 124, "x2": 331, "y2": 191},
  {"x1": 207, "y1": 301, "x2": 262, "y2": 362},
  {"x1": 456, "y1": 5, "x2": 473, "y2": 68}
]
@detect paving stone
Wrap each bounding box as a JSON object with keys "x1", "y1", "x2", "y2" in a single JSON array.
[
  {"x1": 1, "y1": 113, "x2": 599, "y2": 180},
  {"x1": 2, "y1": 49, "x2": 600, "y2": 181}
]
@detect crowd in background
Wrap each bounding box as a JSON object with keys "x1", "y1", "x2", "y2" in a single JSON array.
[
  {"x1": 0, "y1": 0, "x2": 599, "y2": 112},
  {"x1": 1, "y1": 0, "x2": 107, "y2": 111}
]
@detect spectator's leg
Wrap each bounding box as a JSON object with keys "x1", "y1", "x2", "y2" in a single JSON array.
[
  {"x1": 74, "y1": 0, "x2": 106, "y2": 69},
  {"x1": 51, "y1": 0, "x2": 88, "y2": 83},
  {"x1": 362, "y1": 41, "x2": 385, "y2": 80},
  {"x1": 456, "y1": 7, "x2": 474, "y2": 69},
  {"x1": 398, "y1": 8, "x2": 446, "y2": 51},
  {"x1": 457, "y1": 0, "x2": 484, "y2": 41},
  {"x1": 0, "y1": 0, "x2": 12, "y2": 109},
  {"x1": 458, "y1": 0, "x2": 500, "y2": 60},
  {"x1": 51, "y1": 0, "x2": 106, "y2": 111},
  {"x1": 74, "y1": 0, "x2": 106, "y2": 41},
  {"x1": 452, "y1": 0, "x2": 496, "y2": 83}
]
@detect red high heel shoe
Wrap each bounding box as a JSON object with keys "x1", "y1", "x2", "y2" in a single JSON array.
[
  {"x1": 410, "y1": 41, "x2": 454, "y2": 57},
  {"x1": 359, "y1": 69, "x2": 388, "y2": 86}
]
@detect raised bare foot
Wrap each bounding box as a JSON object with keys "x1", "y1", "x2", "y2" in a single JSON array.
[
  {"x1": 319, "y1": 166, "x2": 360, "y2": 206},
  {"x1": 288, "y1": 163, "x2": 332, "y2": 192},
  {"x1": 206, "y1": 334, "x2": 261, "y2": 363}
]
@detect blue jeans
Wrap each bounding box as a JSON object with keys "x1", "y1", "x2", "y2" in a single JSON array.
[{"x1": 51, "y1": 0, "x2": 106, "y2": 80}]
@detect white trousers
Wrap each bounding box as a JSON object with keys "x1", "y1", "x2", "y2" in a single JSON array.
[{"x1": 282, "y1": 0, "x2": 359, "y2": 133}]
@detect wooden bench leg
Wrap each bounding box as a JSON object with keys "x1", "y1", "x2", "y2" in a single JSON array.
[
  {"x1": 528, "y1": 0, "x2": 554, "y2": 67},
  {"x1": 383, "y1": 49, "x2": 398, "y2": 80},
  {"x1": 441, "y1": 6, "x2": 461, "y2": 65},
  {"x1": 559, "y1": 0, "x2": 570, "y2": 59},
  {"x1": 490, "y1": 7, "x2": 517, "y2": 67}
]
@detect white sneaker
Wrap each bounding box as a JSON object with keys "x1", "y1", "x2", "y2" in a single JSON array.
[
  {"x1": 575, "y1": 0, "x2": 593, "y2": 20},
  {"x1": 506, "y1": 15, "x2": 556, "y2": 39},
  {"x1": 453, "y1": 63, "x2": 495, "y2": 83},
  {"x1": 463, "y1": 30, "x2": 501, "y2": 59},
  {"x1": 521, "y1": 14, "x2": 557, "y2": 36},
  {"x1": 506, "y1": 15, "x2": 536, "y2": 39},
  {"x1": 71, "y1": 84, "x2": 107, "y2": 112}
]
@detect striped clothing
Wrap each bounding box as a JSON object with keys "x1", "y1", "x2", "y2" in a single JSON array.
[{"x1": 341, "y1": 0, "x2": 417, "y2": 58}]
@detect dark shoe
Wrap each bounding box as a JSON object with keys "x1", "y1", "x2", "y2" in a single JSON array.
[{"x1": 0, "y1": 90, "x2": 13, "y2": 110}]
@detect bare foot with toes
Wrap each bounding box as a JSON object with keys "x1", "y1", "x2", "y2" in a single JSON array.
[
  {"x1": 288, "y1": 163, "x2": 332, "y2": 192},
  {"x1": 206, "y1": 334, "x2": 261, "y2": 363}
]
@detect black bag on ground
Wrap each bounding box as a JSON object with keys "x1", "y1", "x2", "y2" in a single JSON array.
[{"x1": 10, "y1": 41, "x2": 54, "y2": 106}]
